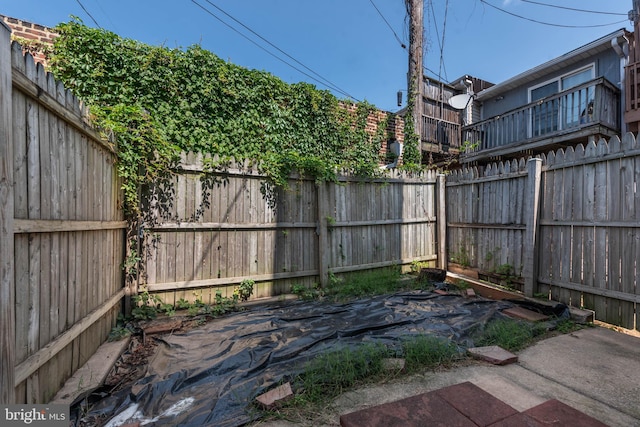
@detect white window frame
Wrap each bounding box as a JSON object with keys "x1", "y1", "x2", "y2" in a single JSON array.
[{"x1": 527, "y1": 64, "x2": 595, "y2": 137}]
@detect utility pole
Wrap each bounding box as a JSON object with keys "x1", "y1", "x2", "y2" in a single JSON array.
[{"x1": 407, "y1": 0, "x2": 424, "y2": 142}]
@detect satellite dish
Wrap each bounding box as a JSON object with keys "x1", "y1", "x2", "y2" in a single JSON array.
[{"x1": 448, "y1": 93, "x2": 473, "y2": 110}]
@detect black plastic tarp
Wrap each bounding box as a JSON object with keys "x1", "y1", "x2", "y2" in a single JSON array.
[{"x1": 76, "y1": 291, "x2": 539, "y2": 427}]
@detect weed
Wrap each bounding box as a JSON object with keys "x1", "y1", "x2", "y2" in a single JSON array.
[
  {"x1": 450, "y1": 279, "x2": 470, "y2": 290},
  {"x1": 108, "y1": 325, "x2": 132, "y2": 341},
  {"x1": 284, "y1": 335, "x2": 458, "y2": 413},
  {"x1": 450, "y1": 247, "x2": 470, "y2": 268},
  {"x1": 326, "y1": 267, "x2": 402, "y2": 301},
  {"x1": 490, "y1": 263, "x2": 520, "y2": 290},
  {"x1": 485, "y1": 251, "x2": 494, "y2": 263},
  {"x1": 235, "y1": 279, "x2": 255, "y2": 302},
  {"x1": 409, "y1": 260, "x2": 430, "y2": 273},
  {"x1": 556, "y1": 318, "x2": 579, "y2": 334},
  {"x1": 131, "y1": 285, "x2": 248, "y2": 322},
  {"x1": 402, "y1": 335, "x2": 460, "y2": 372},
  {"x1": 474, "y1": 318, "x2": 544, "y2": 351},
  {"x1": 131, "y1": 289, "x2": 162, "y2": 320},
  {"x1": 159, "y1": 302, "x2": 176, "y2": 316},
  {"x1": 291, "y1": 283, "x2": 323, "y2": 301},
  {"x1": 176, "y1": 298, "x2": 191, "y2": 310},
  {"x1": 108, "y1": 313, "x2": 134, "y2": 341},
  {"x1": 295, "y1": 343, "x2": 390, "y2": 403},
  {"x1": 494, "y1": 263, "x2": 514, "y2": 276},
  {"x1": 328, "y1": 271, "x2": 341, "y2": 288},
  {"x1": 187, "y1": 305, "x2": 202, "y2": 317},
  {"x1": 533, "y1": 292, "x2": 549, "y2": 300}
]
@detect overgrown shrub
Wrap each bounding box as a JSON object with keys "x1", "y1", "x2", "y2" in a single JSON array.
[{"x1": 50, "y1": 19, "x2": 392, "y2": 214}]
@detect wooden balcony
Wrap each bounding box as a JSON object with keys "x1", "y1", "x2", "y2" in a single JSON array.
[
  {"x1": 625, "y1": 60, "x2": 640, "y2": 127},
  {"x1": 460, "y1": 78, "x2": 620, "y2": 163},
  {"x1": 420, "y1": 116, "x2": 461, "y2": 154}
]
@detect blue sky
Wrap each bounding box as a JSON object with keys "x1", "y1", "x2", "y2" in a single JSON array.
[{"x1": 1, "y1": 0, "x2": 632, "y2": 112}]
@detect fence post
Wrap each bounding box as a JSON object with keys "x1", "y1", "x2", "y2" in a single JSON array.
[
  {"x1": 523, "y1": 158, "x2": 542, "y2": 297},
  {"x1": 316, "y1": 183, "x2": 330, "y2": 288},
  {"x1": 436, "y1": 173, "x2": 447, "y2": 270},
  {"x1": 0, "y1": 21, "x2": 16, "y2": 404}
]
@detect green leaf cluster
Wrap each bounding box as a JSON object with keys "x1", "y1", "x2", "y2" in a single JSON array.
[
  {"x1": 400, "y1": 80, "x2": 422, "y2": 170},
  {"x1": 50, "y1": 20, "x2": 388, "y2": 214}
]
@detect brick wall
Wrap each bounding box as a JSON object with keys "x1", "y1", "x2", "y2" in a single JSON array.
[
  {"x1": 341, "y1": 102, "x2": 406, "y2": 164},
  {"x1": 1, "y1": 15, "x2": 56, "y2": 67}
]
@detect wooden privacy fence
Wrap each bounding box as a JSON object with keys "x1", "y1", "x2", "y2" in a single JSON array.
[
  {"x1": 447, "y1": 133, "x2": 640, "y2": 331},
  {"x1": 0, "y1": 23, "x2": 126, "y2": 404},
  {"x1": 447, "y1": 158, "x2": 530, "y2": 285},
  {"x1": 141, "y1": 153, "x2": 445, "y2": 303}
]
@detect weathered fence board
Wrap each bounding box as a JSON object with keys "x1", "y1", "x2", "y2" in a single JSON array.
[
  {"x1": 447, "y1": 162, "x2": 528, "y2": 289},
  {"x1": 0, "y1": 21, "x2": 16, "y2": 404},
  {"x1": 1, "y1": 28, "x2": 126, "y2": 404},
  {"x1": 141, "y1": 157, "x2": 441, "y2": 301},
  {"x1": 448, "y1": 134, "x2": 640, "y2": 331}
]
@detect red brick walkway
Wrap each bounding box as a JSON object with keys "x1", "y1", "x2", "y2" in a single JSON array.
[{"x1": 340, "y1": 381, "x2": 608, "y2": 427}]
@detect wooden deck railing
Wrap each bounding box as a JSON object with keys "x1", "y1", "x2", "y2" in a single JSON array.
[
  {"x1": 420, "y1": 116, "x2": 461, "y2": 151},
  {"x1": 625, "y1": 61, "x2": 640, "y2": 124},
  {"x1": 461, "y1": 78, "x2": 620, "y2": 155}
]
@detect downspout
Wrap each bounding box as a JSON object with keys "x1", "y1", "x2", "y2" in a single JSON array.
[
  {"x1": 460, "y1": 77, "x2": 473, "y2": 126},
  {"x1": 612, "y1": 34, "x2": 630, "y2": 134}
]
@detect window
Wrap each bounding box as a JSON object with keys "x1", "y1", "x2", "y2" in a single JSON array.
[
  {"x1": 561, "y1": 68, "x2": 595, "y2": 128},
  {"x1": 561, "y1": 68, "x2": 593, "y2": 90},
  {"x1": 528, "y1": 64, "x2": 594, "y2": 137},
  {"x1": 530, "y1": 81, "x2": 559, "y2": 136}
]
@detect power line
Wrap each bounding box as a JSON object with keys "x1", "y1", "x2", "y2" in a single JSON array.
[
  {"x1": 438, "y1": 0, "x2": 449, "y2": 82},
  {"x1": 192, "y1": 0, "x2": 359, "y2": 101},
  {"x1": 74, "y1": 0, "x2": 101, "y2": 28},
  {"x1": 368, "y1": 0, "x2": 406, "y2": 49},
  {"x1": 423, "y1": 66, "x2": 441, "y2": 79},
  {"x1": 520, "y1": 0, "x2": 627, "y2": 16},
  {"x1": 427, "y1": 0, "x2": 442, "y2": 55},
  {"x1": 425, "y1": 0, "x2": 442, "y2": 75},
  {"x1": 91, "y1": 0, "x2": 118, "y2": 32},
  {"x1": 425, "y1": 0, "x2": 448, "y2": 82},
  {"x1": 480, "y1": 0, "x2": 627, "y2": 28}
]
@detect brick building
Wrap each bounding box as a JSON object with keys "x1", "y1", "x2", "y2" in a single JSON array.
[{"x1": 1, "y1": 14, "x2": 56, "y2": 67}]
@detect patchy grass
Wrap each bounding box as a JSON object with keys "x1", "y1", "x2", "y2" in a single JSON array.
[
  {"x1": 474, "y1": 318, "x2": 547, "y2": 351},
  {"x1": 295, "y1": 343, "x2": 391, "y2": 404},
  {"x1": 275, "y1": 334, "x2": 461, "y2": 420},
  {"x1": 326, "y1": 267, "x2": 404, "y2": 300},
  {"x1": 402, "y1": 335, "x2": 461, "y2": 372},
  {"x1": 294, "y1": 266, "x2": 448, "y2": 303}
]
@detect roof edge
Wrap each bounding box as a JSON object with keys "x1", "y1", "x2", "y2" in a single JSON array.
[{"x1": 476, "y1": 28, "x2": 629, "y2": 100}]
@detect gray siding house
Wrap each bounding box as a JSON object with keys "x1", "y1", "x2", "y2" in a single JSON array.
[{"x1": 460, "y1": 28, "x2": 631, "y2": 164}]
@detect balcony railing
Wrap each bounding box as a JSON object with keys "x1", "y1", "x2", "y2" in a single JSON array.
[
  {"x1": 461, "y1": 77, "x2": 620, "y2": 157},
  {"x1": 420, "y1": 116, "x2": 461, "y2": 151},
  {"x1": 625, "y1": 61, "x2": 640, "y2": 124}
]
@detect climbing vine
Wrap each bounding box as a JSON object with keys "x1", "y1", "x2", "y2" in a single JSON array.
[
  {"x1": 49, "y1": 19, "x2": 388, "y2": 215},
  {"x1": 400, "y1": 80, "x2": 422, "y2": 170},
  {"x1": 10, "y1": 35, "x2": 52, "y2": 60}
]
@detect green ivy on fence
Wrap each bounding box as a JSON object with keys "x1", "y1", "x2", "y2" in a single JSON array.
[{"x1": 49, "y1": 19, "x2": 405, "y2": 215}]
